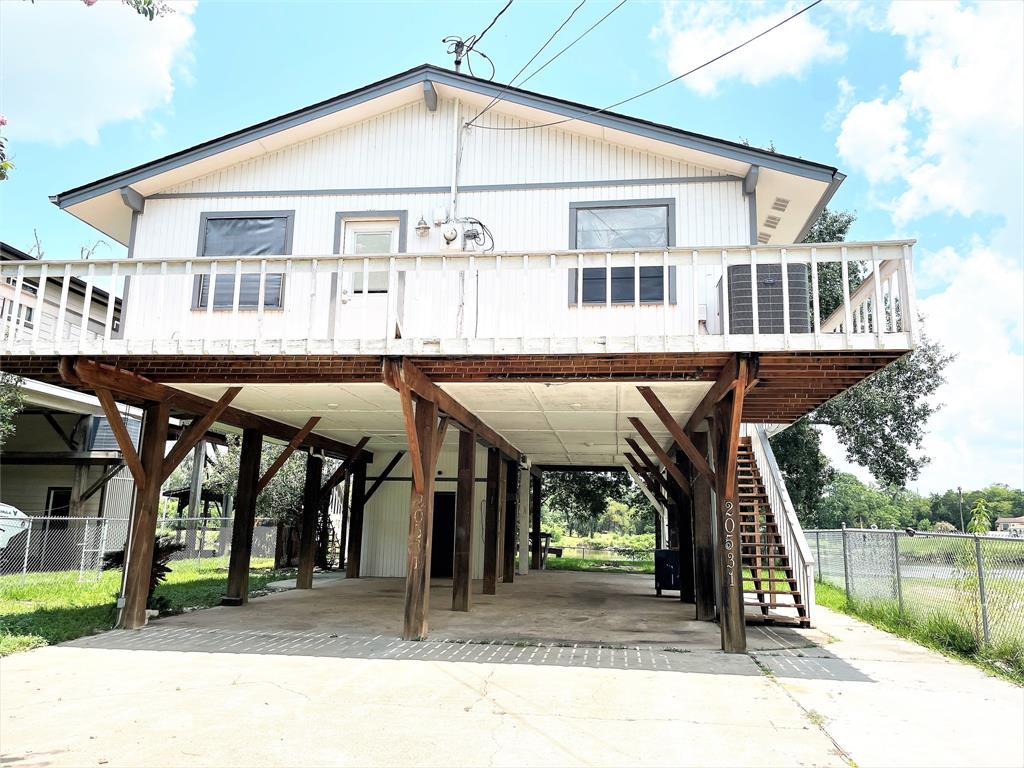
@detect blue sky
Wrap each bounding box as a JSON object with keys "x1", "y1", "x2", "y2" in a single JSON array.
[{"x1": 1, "y1": 0, "x2": 1021, "y2": 493}]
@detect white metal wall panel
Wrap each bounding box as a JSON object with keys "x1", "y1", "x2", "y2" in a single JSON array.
[{"x1": 360, "y1": 444, "x2": 491, "y2": 579}]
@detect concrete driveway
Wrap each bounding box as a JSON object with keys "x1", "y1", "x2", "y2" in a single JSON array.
[{"x1": 1, "y1": 573, "x2": 1021, "y2": 767}]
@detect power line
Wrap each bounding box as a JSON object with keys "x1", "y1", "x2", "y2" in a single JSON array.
[
  {"x1": 517, "y1": 0, "x2": 629, "y2": 89},
  {"x1": 473, "y1": 0, "x2": 825, "y2": 132},
  {"x1": 466, "y1": 0, "x2": 588, "y2": 127},
  {"x1": 469, "y1": 0, "x2": 514, "y2": 52}
]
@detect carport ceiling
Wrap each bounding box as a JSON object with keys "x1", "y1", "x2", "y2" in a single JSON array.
[{"x1": 175, "y1": 381, "x2": 711, "y2": 467}]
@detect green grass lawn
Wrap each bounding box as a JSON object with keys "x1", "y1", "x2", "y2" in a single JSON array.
[
  {"x1": 545, "y1": 556, "x2": 655, "y2": 574},
  {"x1": 815, "y1": 580, "x2": 1023, "y2": 686},
  {"x1": 0, "y1": 558, "x2": 295, "y2": 657}
]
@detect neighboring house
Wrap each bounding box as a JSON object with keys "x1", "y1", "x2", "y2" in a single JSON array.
[
  {"x1": 0, "y1": 65, "x2": 918, "y2": 649},
  {"x1": 995, "y1": 516, "x2": 1024, "y2": 535},
  {"x1": 1, "y1": 241, "x2": 122, "y2": 344}
]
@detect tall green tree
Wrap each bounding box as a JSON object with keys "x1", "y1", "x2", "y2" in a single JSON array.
[
  {"x1": 0, "y1": 371, "x2": 24, "y2": 448},
  {"x1": 541, "y1": 471, "x2": 629, "y2": 537},
  {"x1": 773, "y1": 208, "x2": 953, "y2": 500},
  {"x1": 769, "y1": 421, "x2": 833, "y2": 525}
]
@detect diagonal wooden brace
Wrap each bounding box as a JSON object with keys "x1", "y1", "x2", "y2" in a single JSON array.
[
  {"x1": 257, "y1": 416, "x2": 321, "y2": 494},
  {"x1": 161, "y1": 387, "x2": 242, "y2": 483},
  {"x1": 636, "y1": 386, "x2": 716, "y2": 487},
  {"x1": 94, "y1": 387, "x2": 145, "y2": 489},
  {"x1": 628, "y1": 416, "x2": 691, "y2": 498}
]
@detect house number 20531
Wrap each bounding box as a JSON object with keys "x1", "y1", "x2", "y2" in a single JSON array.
[{"x1": 724, "y1": 500, "x2": 737, "y2": 587}]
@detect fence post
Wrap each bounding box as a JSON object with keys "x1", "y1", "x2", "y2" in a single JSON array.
[
  {"x1": 20, "y1": 523, "x2": 33, "y2": 583},
  {"x1": 815, "y1": 530, "x2": 822, "y2": 581},
  {"x1": 892, "y1": 530, "x2": 904, "y2": 613},
  {"x1": 974, "y1": 536, "x2": 991, "y2": 645},
  {"x1": 841, "y1": 524, "x2": 851, "y2": 601}
]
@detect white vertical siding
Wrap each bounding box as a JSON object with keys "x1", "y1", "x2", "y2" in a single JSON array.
[{"x1": 360, "y1": 444, "x2": 491, "y2": 579}]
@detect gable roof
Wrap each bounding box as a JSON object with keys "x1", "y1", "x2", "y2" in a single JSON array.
[{"x1": 51, "y1": 63, "x2": 845, "y2": 245}]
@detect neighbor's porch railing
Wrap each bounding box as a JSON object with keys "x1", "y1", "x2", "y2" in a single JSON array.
[
  {"x1": 745, "y1": 424, "x2": 815, "y2": 624},
  {"x1": 0, "y1": 240, "x2": 917, "y2": 356}
]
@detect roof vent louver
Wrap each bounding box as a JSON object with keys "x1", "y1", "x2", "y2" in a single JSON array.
[
  {"x1": 757, "y1": 232, "x2": 771, "y2": 244},
  {"x1": 771, "y1": 197, "x2": 790, "y2": 213},
  {"x1": 763, "y1": 215, "x2": 781, "y2": 230}
]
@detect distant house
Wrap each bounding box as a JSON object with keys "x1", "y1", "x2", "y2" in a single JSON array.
[{"x1": 995, "y1": 516, "x2": 1024, "y2": 535}]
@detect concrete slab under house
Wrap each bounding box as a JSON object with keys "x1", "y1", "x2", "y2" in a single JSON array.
[{"x1": 0, "y1": 64, "x2": 919, "y2": 654}]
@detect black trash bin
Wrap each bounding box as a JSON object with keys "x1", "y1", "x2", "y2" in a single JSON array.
[{"x1": 654, "y1": 549, "x2": 680, "y2": 596}]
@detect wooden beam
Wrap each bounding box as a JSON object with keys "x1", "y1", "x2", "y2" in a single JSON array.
[
  {"x1": 94, "y1": 388, "x2": 145, "y2": 489},
  {"x1": 118, "y1": 400, "x2": 169, "y2": 629},
  {"x1": 530, "y1": 474, "x2": 542, "y2": 571},
  {"x1": 363, "y1": 450, "x2": 406, "y2": 504},
  {"x1": 384, "y1": 358, "x2": 522, "y2": 461},
  {"x1": 345, "y1": 458, "x2": 368, "y2": 578},
  {"x1": 296, "y1": 452, "x2": 323, "y2": 590},
  {"x1": 503, "y1": 458, "x2": 517, "y2": 583},
  {"x1": 624, "y1": 456, "x2": 667, "y2": 506},
  {"x1": 628, "y1": 417, "x2": 691, "y2": 498},
  {"x1": 713, "y1": 356, "x2": 749, "y2": 653},
  {"x1": 623, "y1": 438, "x2": 675, "y2": 499},
  {"x1": 684, "y1": 354, "x2": 739, "y2": 434},
  {"x1": 403, "y1": 396, "x2": 438, "y2": 640},
  {"x1": 433, "y1": 416, "x2": 450, "y2": 460},
  {"x1": 161, "y1": 387, "x2": 242, "y2": 483},
  {"x1": 70, "y1": 359, "x2": 368, "y2": 461},
  {"x1": 483, "y1": 447, "x2": 503, "y2": 595},
  {"x1": 319, "y1": 436, "x2": 370, "y2": 501},
  {"x1": 43, "y1": 413, "x2": 76, "y2": 450},
  {"x1": 81, "y1": 461, "x2": 126, "y2": 501},
  {"x1": 636, "y1": 386, "x2": 716, "y2": 486},
  {"x1": 257, "y1": 417, "x2": 321, "y2": 494},
  {"x1": 452, "y1": 429, "x2": 476, "y2": 612},
  {"x1": 223, "y1": 428, "x2": 263, "y2": 606},
  {"x1": 390, "y1": 360, "x2": 425, "y2": 494},
  {"x1": 690, "y1": 431, "x2": 716, "y2": 622}
]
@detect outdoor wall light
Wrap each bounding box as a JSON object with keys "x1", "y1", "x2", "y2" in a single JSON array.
[{"x1": 415, "y1": 216, "x2": 430, "y2": 237}]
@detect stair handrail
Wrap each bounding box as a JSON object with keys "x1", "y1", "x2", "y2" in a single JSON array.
[{"x1": 749, "y1": 424, "x2": 816, "y2": 623}]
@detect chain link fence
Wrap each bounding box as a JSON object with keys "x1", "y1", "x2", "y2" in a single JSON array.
[
  {"x1": 809, "y1": 528, "x2": 1024, "y2": 648},
  {"x1": 0, "y1": 515, "x2": 279, "y2": 585}
]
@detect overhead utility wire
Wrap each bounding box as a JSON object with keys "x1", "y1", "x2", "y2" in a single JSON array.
[
  {"x1": 516, "y1": 0, "x2": 629, "y2": 89},
  {"x1": 469, "y1": 0, "x2": 514, "y2": 52},
  {"x1": 466, "y1": 0, "x2": 588, "y2": 127},
  {"x1": 472, "y1": 0, "x2": 825, "y2": 131}
]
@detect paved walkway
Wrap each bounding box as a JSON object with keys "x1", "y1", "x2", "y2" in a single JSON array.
[{"x1": 1, "y1": 575, "x2": 1020, "y2": 767}]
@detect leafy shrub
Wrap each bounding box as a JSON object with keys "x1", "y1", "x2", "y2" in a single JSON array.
[{"x1": 102, "y1": 534, "x2": 185, "y2": 612}]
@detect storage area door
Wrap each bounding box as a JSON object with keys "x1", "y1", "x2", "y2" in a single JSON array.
[{"x1": 430, "y1": 492, "x2": 456, "y2": 579}]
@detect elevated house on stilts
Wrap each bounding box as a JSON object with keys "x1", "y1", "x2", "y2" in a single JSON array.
[{"x1": 1, "y1": 65, "x2": 917, "y2": 652}]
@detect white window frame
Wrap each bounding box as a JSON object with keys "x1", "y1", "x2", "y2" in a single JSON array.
[{"x1": 343, "y1": 218, "x2": 401, "y2": 294}]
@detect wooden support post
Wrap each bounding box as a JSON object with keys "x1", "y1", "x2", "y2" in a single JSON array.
[
  {"x1": 452, "y1": 429, "x2": 476, "y2": 612},
  {"x1": 403, "y1": 396, "x2": 439, "y2": 641},
  {"x1": 222, "y1": 428, "x2": 263, "y2": 606},
  {"x1": 691, "y1": 431, "x2": 716, "y2": 621},
  {"x1": 297, "y1": 452, "x2": 323, "y2": 589},
  {"x1": 339, "y1": 472, "x2": 351, "y2": 569},
  {"x1": 345, "y1": 458, "x2": 367, "y2": 578},
  {"x1": 713, "y1": 357, "x2": 748, "y2": 653},
  {"x1": 503, "y1": 458, "x2": 518, "y2": 583},
  {"x1": 675, "y1": 451, "x2": 695, "y2": 603},
  {"x1": 530, "y1": 474, "x2": 542, "y2": 570},
  {"x1": 118, "y1": 400, "x2": 169, "y2": 629},
  {"x1": 483, "y1": 448, "x2": 503, "y2": 595}
]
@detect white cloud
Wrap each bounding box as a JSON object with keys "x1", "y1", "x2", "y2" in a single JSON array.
[
  {"x1": 825, "y1": 1, "x2": 1024, "y2": 494},
  {"x1": 824, "y1": 76, "x2": 856, "y2": 130},
  {"x1": 912, "y1": 243, "x2": 1024, "y2": 492},
  {"x1": 653, "y1": 1, "x2": 846, "y2": 95},
  {"x1": 836, "y1": 98, "x2": 910, "y2": 183},
  {"x1": 836, "y1": 1, "x2": 1024, "y2": 226},
  {"x1": 0, "y1": 0, "x2": 196, "y2": 145}
]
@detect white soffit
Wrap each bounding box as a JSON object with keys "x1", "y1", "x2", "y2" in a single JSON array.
[{"x1": 173, "y1": 380, "x2": 712, "y2": 468}]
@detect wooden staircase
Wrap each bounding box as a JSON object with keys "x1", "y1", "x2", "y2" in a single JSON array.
[{"x1": 737, "y1": 437, "x2": 809, "y2": 627}]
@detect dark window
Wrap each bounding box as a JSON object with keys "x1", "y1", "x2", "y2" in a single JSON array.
[{"x1": 194, "y1": 214, "x2": 291, "y2": 310}]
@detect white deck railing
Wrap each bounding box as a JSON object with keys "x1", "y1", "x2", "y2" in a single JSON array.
[
  {"x1": 1, "y1": 240, "x2": 916, "y2": 356},
  {"x1": 746, "y1": 424, "x2": 815, "y2": 624}
]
